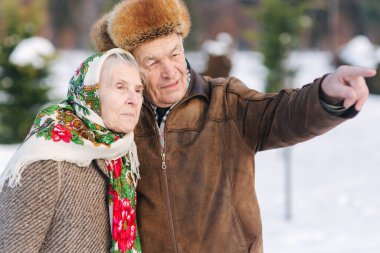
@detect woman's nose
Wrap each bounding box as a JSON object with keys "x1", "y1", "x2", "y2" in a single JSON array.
[{"x1": 126, "y1": 90, "x2": 139, "y2": 106}]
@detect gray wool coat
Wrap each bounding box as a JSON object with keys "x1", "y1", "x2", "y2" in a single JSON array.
[{"x1": 0, "y1": 159, "x2": 112, "y2": 252}]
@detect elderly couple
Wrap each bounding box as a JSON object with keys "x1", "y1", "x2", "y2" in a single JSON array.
[{"x1": 0, "y1": 1, "x2": 376, "y2": 253}]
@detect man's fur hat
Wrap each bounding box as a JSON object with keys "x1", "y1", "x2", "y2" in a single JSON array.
[{"x1": 91, "y1": 0, "x2": 191, "y2": 52}]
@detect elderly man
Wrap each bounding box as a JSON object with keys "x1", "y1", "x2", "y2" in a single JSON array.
[{"x1": 91, "y1": 1, "x2": 375, "y2": 252}]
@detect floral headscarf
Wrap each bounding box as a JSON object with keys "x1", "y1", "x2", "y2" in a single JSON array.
[{"x1": 0, "y1": 48, "x2": 142, "y2": 253}]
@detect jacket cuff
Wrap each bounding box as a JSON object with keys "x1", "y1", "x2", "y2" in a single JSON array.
[{"x1": 317, "y1": 74, "x2": 359, "y2": 119}]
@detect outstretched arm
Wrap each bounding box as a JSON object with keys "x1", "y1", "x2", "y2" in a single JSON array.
[{"x1": 226, "y1": 65, "x2": 376, "y2": 152}]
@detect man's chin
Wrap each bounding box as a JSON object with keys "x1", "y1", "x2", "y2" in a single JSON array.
[{"x1": 151, "y1": 93, "x2": 185, "y2": 107}]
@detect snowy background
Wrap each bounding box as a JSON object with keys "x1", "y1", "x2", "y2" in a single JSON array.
[{"x1": 1, "y1": 37, "x2": 380, "y2": 252}]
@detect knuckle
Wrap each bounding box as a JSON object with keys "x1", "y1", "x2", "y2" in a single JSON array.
[
  {"x1": 347, "y1": 90, "x2": 357, "y2": 100},
  {"x1": 338, "y1": 65, "x2": 349, "y2": 73}
]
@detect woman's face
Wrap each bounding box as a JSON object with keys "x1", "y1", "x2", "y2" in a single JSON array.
[{"x1": 99, "y1": 58, "x2": 143, "y2": 134}]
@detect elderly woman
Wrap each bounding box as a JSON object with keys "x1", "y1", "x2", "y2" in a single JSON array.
[{"x1": 0, "y1": 48, "x2": 143, "y2": 253}]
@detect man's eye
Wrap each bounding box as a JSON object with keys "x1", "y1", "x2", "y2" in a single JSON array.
[{"x1": 147, "y1": 61, "x2": 156, "y2": 67}]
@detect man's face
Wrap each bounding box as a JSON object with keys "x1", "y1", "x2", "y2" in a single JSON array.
[{"x1": 133, "y1": 34, "x2": 188, "y2": 108}]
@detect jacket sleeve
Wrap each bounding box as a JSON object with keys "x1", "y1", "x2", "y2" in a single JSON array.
[
  {"x1": 225, "y1": 77, "x2": 348, "y2": 152},
  {"x1": 0, "y1": 160, "x2": 61, "y2": 252}
]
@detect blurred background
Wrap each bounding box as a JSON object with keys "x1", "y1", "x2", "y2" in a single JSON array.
[{"x1": 1, "y1": 0, "x2": 380, "y2": 252}]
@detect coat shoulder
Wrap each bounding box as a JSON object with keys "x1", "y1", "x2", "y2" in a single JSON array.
[{"x1": 208, "y1": 76, "x2": 271, "y2": 101}]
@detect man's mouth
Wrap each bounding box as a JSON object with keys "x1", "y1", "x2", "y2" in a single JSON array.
[{"x1": 161, "y1": 80, "x2": 179, "y2": 89}]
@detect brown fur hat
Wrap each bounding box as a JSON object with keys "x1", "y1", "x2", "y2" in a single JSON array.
[{"x1": 91, "y1": 0, "x2": 191, "y2": 52}]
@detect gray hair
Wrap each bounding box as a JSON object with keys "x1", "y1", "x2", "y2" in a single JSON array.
[
  {"x1": 105, "y1": 51, "x2": 139, "y2": 69},
  {"x1": 100, "y1": 51, "x2": 143, "y2": 85}
]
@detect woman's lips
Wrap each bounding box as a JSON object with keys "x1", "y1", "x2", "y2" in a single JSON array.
[{"x1": 121, "y1": 113, "x2": 135, "y2": 117}]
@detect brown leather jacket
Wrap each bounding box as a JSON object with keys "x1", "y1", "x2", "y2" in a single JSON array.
[{"x1": 134, "y1": 66, "x2": 347, "y2": 253}]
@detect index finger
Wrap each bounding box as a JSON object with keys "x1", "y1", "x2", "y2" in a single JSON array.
[{"x1": 341, "y1": 66, "x2": 377, "y2": 80}]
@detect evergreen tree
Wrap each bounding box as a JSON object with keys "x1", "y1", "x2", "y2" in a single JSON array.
[
  {"x1": 0, "y1": 1, "x2": 51, "y2": 143},
  {"x1": 254, "y1": 0, "x2": 309, "y2": 92},
  {"x1": 182, "y1": 0, "x2": 201, "y2": 50}
]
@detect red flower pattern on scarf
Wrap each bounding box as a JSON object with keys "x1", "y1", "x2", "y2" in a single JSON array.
[
  {"x1": 108, "y1": 158, "x2": 122, "y2": 178},
  {"x1": 75, "y1": 62, "x2": 84, "y2": 77},
  {"x1": 52, "y1": 124, "x2": 72, "y2": 143},
  {"x1": 112, "y1": 191, "x2": 137, "y2": 252}
]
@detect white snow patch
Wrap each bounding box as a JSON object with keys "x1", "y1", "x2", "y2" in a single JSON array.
[
  {"x1": 9, "y1": 36, "x2": 55, "y2": 69},
  {"x1": 338, "y1": 35, "x2": 379, "y2": 69},
  {"x1": 48, "y1": 49, "x2": 92, "y2": 100}
]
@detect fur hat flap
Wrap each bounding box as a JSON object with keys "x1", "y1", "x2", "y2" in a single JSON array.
[{"x1": 90, "y1": 13, "x2": 117, "y2": 52}]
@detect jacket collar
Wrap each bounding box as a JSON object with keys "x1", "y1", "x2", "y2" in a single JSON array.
[{"x1": 185, "y1": 60, "x2": 210, "y2": 102}]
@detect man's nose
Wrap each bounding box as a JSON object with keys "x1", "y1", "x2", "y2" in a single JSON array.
[{"x1": 161, "y1": 59, "x2": 175, "y2": 79}]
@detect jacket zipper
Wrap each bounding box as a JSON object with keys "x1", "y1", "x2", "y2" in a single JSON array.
[
  {"x1": 143, "y1": 75, "x2": 207, "y2": 251},
  {"x1": 148, "y1": 104, "x2": 178, "y2": 253},
  {"x1": 161, "y1": 153, "x2": 178, "y2": 252},
  {"x1": 161, "y1": 153, "x2": 167, "y2": 170}
]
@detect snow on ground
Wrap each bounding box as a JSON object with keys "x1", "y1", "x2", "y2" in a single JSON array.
[
  {"x1": 1, "y1": 49, "x2": 380, "y2": 252},
  {"x1": 256, "y1": 94, "x2": 380, "y2": 253}
]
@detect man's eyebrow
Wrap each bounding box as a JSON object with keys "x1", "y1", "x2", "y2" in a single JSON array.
[
  {"x1": 170, "y1": 44, "x2": 181, "y2": 54},
  {"x1": 142, "y1": 55, "x2": 157, "y2": 64},
  {"x1": 142, "y1": 43, "x2": 181, "y2": 64},
  {"x1": 170, "y1": 43, "x2": 185, "y2": 56}
]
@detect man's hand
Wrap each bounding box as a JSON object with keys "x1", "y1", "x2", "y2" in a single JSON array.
[{"x1": 321, "y1": 65, "x2": 376, "y2": 111}]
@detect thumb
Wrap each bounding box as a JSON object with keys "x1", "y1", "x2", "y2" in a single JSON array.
[{"x1": 341, "y1": 86, "x2": 357, "y2": 108}]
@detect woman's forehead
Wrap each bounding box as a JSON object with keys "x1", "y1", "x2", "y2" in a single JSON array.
[{"x1": 100, "y1": 60, "x2": 139, "y2": 83}]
